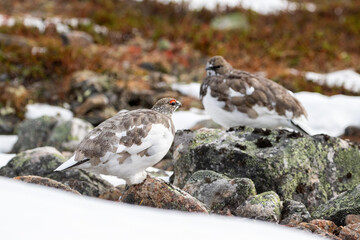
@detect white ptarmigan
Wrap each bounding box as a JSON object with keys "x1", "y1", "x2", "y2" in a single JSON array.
[
  {"x1": 55, "y1": 98, "x2": 181, "y2": 185},
  {"x1": 200, "y1": 56, "x2": 312, "y2": 134}
]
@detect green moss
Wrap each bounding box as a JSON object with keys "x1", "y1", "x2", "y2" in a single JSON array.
[{"x1": 190, "y1": 129, "x2": 222, "y2": 148}]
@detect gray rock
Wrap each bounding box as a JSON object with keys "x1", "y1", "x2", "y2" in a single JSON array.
[
  {"x1": 47, "y1": 118, "x2": 93, "y2": 151},
  {"x1": 12, "y1": 116, "x2": 92, "y2": 152},
  {"x1": 235, "y1": 191, "x2": 282, "y2": 223},
  {"x1": 0, "y1": 146, "x2": 114, "y2": 197},
  {"x1": 183, "y1": 170, "x2": 256, "y2": 215},
  {"x1": 0, "y1": 114, "x2": 20, "y2": 134},
  {"x1": 280, "y1": 200, "x2": 311, "y2": 226},
  {"x1": 172, "y1": 127, "x2": 360, "y2": 209},
  {"x1": 312, "y1": 184, "x2": 360, "y2": 226},
  {"x1": 12, "y1": 116, "x2": 58, "y2": 153}
]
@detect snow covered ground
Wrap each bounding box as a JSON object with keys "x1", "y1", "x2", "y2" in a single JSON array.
[{"x1": 0, "y1": 177, "x2": 322, "y2": 240}]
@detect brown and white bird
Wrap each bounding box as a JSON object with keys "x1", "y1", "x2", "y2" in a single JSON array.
[
  {"x1": 200, "y1": 56, "x2": 312, "y2": 134},
  {"x1": 55, "y1": 98, "x2": 181, "y2": 185}
]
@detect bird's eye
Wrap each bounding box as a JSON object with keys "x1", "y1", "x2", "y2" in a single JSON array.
[{"x1": 169, "y1": 99, "x2": 176, "y2": 105}]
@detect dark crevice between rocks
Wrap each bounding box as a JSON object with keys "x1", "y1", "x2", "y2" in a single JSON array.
[{"x1": 255, "y1": 137, "x2": 273, "y2": 148}]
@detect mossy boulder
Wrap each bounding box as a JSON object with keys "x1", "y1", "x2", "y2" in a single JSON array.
[
  {"x1": 12, "y1": 116, "x2": 58, "y2": 153},
  {"x1": 47, "y1": 118, "x2": 93, "y2": 151},
  {"x1": 183, "y1": 170, "x2": 256, "y2": 215},
  {"x1": 235, "y1": 191, "x2": 282, "y2": 223},
  {"x1": 12, "y1": 116, "x2": 92, "y2": 153},
  {"x1": 0, "y1": 146, "x2": 115, "y2": 197},
  {"x1": 172, "y1": 127, "x2": 360, "y2": 210},
  {"x1": 312, "y1": 184, "x2": 360, "y2": 226}
]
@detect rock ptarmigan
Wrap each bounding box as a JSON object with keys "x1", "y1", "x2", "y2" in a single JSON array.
[
  {"x1": 200, "y1": 56, "x2": 312, "y2": 134},
  {"x1": 55, "y1": 98, "x2": 181, "y2": 185}
]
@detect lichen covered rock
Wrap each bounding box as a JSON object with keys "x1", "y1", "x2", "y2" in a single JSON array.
[
  {"x1": 183, "y1": 170, "x2": 256, "y2": 215},
  {"x1": 312, "y1": 184, "x2": 360, "y2": 226},
  {"x1": 0, "y1": 146, "x2": 114, "y2": 197},
  {"x1": 280, "y1": 200, "x2": 311, "y2": 226},
  {"x1": 121, "y1": 175, "x2": 208, "y2": 213},
  {"x1": 12, "y1": 116, "x2": 58, "y2": 152},
  {"x1": 235, "y1": 191, "x2": 282, "y2": 222},
  {"x1": 172, "y1": 127, "x2": 360, "y2": 209},
  {"x1": 12, "y1": 116, "x2": 92, "y2": 153}
]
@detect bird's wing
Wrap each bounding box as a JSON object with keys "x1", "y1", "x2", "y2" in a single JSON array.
[{"x1": 223, "y1": 70, "x2": 307, "y2": 119}]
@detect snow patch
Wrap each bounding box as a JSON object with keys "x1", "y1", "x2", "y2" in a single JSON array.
[
  {"x1": 172, "y1": 82, "x2": 201, "y2": 99},
  {"x1": 0, "y1": 135, "x2": 18, "y2": 153},
  {"x1": 149, "y1": 0, "x2": 316, "y2": 14},
  {"x1": 305, "y1": 69, "x2": 360, "y2": 93},
  {"x1": 173, "y1": 108, "x2": 211, "y2": 130},
  {"x1": 295, "y1": 92, "x2": 360, "y2": 136},
  {"x1": 25, "y1": 103, "x2": 74, "y2": 121},
  {"x1": 0, "y1": 153, "x2": 15, "y2": 168}
]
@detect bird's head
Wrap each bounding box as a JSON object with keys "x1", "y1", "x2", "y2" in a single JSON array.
[
  {"x1": 152, "y1": 98, "x2": 182, "y2": 115},
  {"x1": 205, "y1": 56, "x2": 233, "y2": 76}
]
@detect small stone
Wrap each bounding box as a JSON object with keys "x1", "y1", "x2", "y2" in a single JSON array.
[
  {"x1": 235, "y1": 191, "x2": 282, "y2": 223},
  {"x1": 297, "y1": 223, "x2": 341, "y2": 240},
  {"x1": 345, "y1": 215, "x2": 360, "y2": 225},
  {"x1": 13, "y1": 175, "x2": 80, "y2": 194},
  {"x1": 280, "y1": 199, "x2": 311, "y2": 226},
  {"x1": 309, "y1": 219, "x2": 337, "y2": 234},
  {"x1": 121, "y1": 175, "x2": 208, "y2": 213},
  {"x1": 60, "y1": 31, "x2": 93, "y2": 47},
  {"x1": 183, "y1": 170, "x2": 256, "y2": 215}
]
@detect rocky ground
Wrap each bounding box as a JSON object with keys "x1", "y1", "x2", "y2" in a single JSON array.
[{"x1": 1, "y1": 118, "x2": 360, "y2": 239}]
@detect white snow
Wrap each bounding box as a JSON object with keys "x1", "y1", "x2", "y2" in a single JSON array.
[
  {"x1": 0, "y1": 177, "x2": 321, "y2": 240},
  {"x1": 172, "y1": 82, "x2": 201, "y2": 99},
  {"x1": 295, "y1": 92, "x2": 360, "y2": 136},
  {"x1": 150, "y1": 0, "x2": 316, "y2": 14},
  {"x1": 173, "y1": 108, "x2": 211, "y2": 130},
  {"x1": 305, "y1": 69, "x2": 360, "y2": 93},
  {"x1": 0, "y1": 135, "x2": 18, "y2": 153},
  {"x1": 0, "y1": 153, "x2": 15, "y2": 168},
  {"x1": 25, "y1": 103, "x2": 74, "y2": 120}
]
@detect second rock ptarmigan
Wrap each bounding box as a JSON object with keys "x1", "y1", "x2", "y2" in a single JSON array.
[
  {"x1": 55, "y1": 98, "x2": 181, "y2": 185},
  {"x1": 200, "y1": 56, "x2": 312, "y2": 134}
]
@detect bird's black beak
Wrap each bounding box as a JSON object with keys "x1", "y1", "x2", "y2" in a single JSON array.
[{"x1": 176, "y1": 101, "x2": 182, "y2": 108}]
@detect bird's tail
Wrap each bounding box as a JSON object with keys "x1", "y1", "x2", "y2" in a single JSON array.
[
  {"x1": 290, "y1": 116, "x2": 314, "y2": 135},
  {"x1": 54, "y1": 155, "x2": 90, "y2": 172}
]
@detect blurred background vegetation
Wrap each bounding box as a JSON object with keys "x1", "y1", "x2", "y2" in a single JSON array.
[{"x1": 0, "y1": 0, "x2": 359, "y2": 117}]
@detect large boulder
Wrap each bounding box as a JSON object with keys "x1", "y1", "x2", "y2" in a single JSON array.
[
  {"x1": 182, "y1": 170, "x2": 256, "y2": 215},
  {"x1": 312, "y1": 184, "x2": 360, "y2": 226},
  {"x1": 12, "y1": 116, "x2": 58, "y2": 152},
  {"x1": 172, "y1": 127, "x2": 360, "y2": 210},
  {"x1": 121, "y1": 176, "x2": 208, "y2": 213},
  {"x1": 0, "y1": 146, "x2": 114, "y2": 197},
  {"x1": 12, "y1": 116, "x2": 92, "y2": 153}
]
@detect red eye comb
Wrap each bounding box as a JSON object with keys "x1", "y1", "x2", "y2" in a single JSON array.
[{"x1": 169, "y1": 99, "x2": 176, "y2": 104}]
